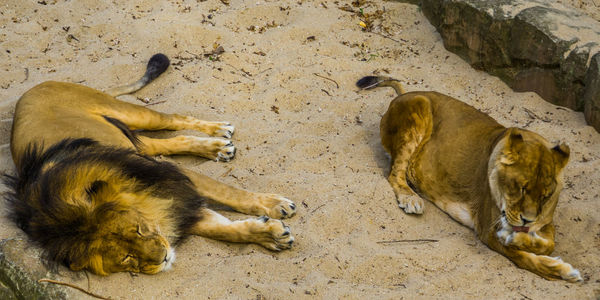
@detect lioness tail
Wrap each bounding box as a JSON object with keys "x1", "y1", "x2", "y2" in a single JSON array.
[
  {"x1": 356, "y1": 76, "x2": 405, "y2": 95},
  {"x1": 105, "y1": 53, "x2": 170, "y2": 97}
]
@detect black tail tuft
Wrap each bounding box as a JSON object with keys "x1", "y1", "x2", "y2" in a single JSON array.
[
  {"x1": 356, "y1": 76, "x2": 381, "y2": 90},
  {"x1": 144, "y1": 53, "x2": 170, "y2": 81}
]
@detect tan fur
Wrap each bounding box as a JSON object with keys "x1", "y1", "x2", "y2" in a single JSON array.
[
  {"x1": 360, "y1": 76, "x2": 581, "y2": 282},
  {"x1": 10, "y1": 72, "x2": 297, "y2": 275}
]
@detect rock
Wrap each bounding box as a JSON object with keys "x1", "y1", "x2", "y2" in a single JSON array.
[
  {"x1": 417, "y1": 0, "x2": 600, "y2": 132},
  {"x1": 584, "y1": 53, "x2": 600, "y2": 130},
  {"x1": 0, "y1": 239, "x2": 70, "y2": 299}
]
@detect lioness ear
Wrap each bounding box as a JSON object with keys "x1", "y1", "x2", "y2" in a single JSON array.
[
  {"x1": 501, "y1": 129, "x2": 524, "y2": 165},
  {"x1": 551, "y1": 143, "x2": 570, "y2": 170}
]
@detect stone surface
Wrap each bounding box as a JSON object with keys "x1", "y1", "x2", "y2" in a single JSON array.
[
  {"x1": 584, "y1": 53, "x2": 600, "y2": 129},
  {"x1": 0, "y1": 239, "x2": 70, "y2": 299},
  {"x1": 418, "y1": 0, "x2": 600, "y2": 131}
]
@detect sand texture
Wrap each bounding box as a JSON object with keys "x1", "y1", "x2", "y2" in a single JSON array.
[{"x1": 0, "y1": 0, "x2": 599, "y2": 299}]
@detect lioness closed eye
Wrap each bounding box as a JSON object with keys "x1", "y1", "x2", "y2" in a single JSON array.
[
  {"x1": 3, "y1": 54, "x2": 297, "y2": 275},
  {"x1": 357, "y1": 76, "x2": 582, "y2": 282}
]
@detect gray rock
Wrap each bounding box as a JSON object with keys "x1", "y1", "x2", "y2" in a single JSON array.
[
  {"x1": 0, "y1": 239, "x2": 70, "y2": 299},
  {"x1": 416, "y1": 0, "x2": 600, "y2": 131},
  {"x1": 584, "y1": 53, "x2": 600, "y2": 129}
]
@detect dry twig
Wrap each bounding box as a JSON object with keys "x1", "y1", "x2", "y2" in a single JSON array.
[
  {"x1": 38, "y1": 278, "x2": 110, "y2": 300},
  {"x1": 311, "y1": 204, "x2": 326, "y2": 213},
  {"x1": 377, "y1": 239, "x2": 438, "y2": 244},
  {"x1": 144, "y1": 100, "x2": 167, "y2": 107},
  {"x1": 313, "y1": 73, "x2": 339, "y2": 89}
]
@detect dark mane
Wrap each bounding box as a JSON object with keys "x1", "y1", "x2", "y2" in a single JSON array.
[{"x1": 3, "y1": 138, "x2": 206, "y2": 270}]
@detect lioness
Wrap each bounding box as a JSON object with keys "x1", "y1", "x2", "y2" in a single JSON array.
[
  {"x1": 3, "y1": 54, "x2": 296, "y2": 275},
  {"x1": 356, "y1": 76, "x2": 582, "y2": 282}
]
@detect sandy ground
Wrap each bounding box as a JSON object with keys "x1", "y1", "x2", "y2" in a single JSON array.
[
  {"x1": 1, "y1": 0, "x2": 599, "y2": 299},
  {"x1": 561, "y1": 0, "x2": 600, "y2": 21}
]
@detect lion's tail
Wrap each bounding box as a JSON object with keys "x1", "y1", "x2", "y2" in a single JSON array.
[
  {"x1": 355, "y1": 76, "x2": 405, "y2": 96},
  {"x1": 105, "y1": 53, "x2": 170, "y2": 97}
]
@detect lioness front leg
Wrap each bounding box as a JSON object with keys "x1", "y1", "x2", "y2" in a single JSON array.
[
  {"x1": 182, "y1": 169, "x2": 297, "y2": 219},
  {"x1": 189, "y1": 209, "x2": 294, "y2": 251},
  {"x1": 504, "y1": 224, "x2": 555, "y2": 255},
  {"x1": 505, "y1": 250, "x2": 582, "y2": 282},
  {"x1": 488, "y1": 231, "x2": 581, "y2": 282},
  {"x1": 381, "y1": 95, "x2": 432, "y2": 215},
  {"x1": 389, "y1": 161, "x2": 424, "y2": 214}
]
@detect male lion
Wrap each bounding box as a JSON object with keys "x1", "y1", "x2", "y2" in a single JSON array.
[
  {"x1": 356, "y1": 76, "x2": 582, "y2": 282},
  {"x1": 3, "y1": 54, "x2": 296, "y2": 275}
]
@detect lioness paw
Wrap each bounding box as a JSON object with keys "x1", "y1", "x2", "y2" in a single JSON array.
[
  {"x1": 505, "y1": 231, "x2": 528, "y2": 247},
  {"x1": 251, "y1": 217, "x2": 294, "y2": 251},
  {"x1": 565, "y1": 268, "x2": 583, "y2": 283},
  {"x1": 398, "y1": 194, "x2": 424, "y2": 214},
  {"x1": 254, "y1": 194, "x2": 297, "y2": 219},
  {"x1": 545, "y1": 256, "x2": 583, "y2": 283}
]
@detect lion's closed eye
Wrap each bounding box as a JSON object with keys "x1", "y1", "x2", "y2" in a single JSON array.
[{"x1": 122, "y1": 254, "x2": 133, "y2": 264}]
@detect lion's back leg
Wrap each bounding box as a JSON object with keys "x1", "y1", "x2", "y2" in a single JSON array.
[
  {"x1": 94, "y1": 99, "x2": 234, "y2": 138},
  {"x1": 137, "y1": 135, "x2": 236, "y2": 161},
  {"x1": 381, "y1": 95, "x2": 433, "y2": 214}
]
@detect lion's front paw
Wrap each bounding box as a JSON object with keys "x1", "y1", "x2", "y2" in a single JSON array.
[
  {"x1": 184, "y1": 137, "x2": 236, "y2": 161},
  {"x1": 250, "y1": 217, "x2": 294, "y2": 251},
  {"x1": 215, "y1": 140, "x2": 236, "y2": 162},
  {"x1": 397, "y1": 194, "x2": 424, "y2": 214},
  {"x1": 254, "y1": 194, "x2": 297, "y2": 219},
  {"x1": 212, "y1": 122, "x2": 235, "y2": 138}
]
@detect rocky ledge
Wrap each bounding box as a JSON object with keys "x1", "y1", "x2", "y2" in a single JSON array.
[
  {"x1": 0, "y1": 239, "x2": 71, "y2": 299},
  {"x1": 411, "y1": 0, "x2": 600, "y2": 131}
]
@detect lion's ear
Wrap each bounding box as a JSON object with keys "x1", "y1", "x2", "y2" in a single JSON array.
[
  {"x1": 551, "y1": 143, "x2": 570, "y2": 170},
  {"x1": 500, "y1": 129, "x2": 524, "y2": 165},
  {"x1": 68, "y1": 257, "x2": 88, "y2": 272},
  {"x1": 69, "y1": 254, "x2": 107, "y2": 275}
]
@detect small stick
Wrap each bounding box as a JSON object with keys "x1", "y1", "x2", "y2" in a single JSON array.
[
  {"x1": 21, "y1": 68, "x2": 29, "y2": 83},
  {"x1": 377, "y1": 239, "x2": 438, "y2": 244},
  {"x1": 256, "y1": 67, "x2": 272, "y2": 76},
  {"x1": 38, "y1": 278, "x2": 110, "y2": 300},
  {"x1": 313, "y1": 73, "x2": 339, "y2": 89},
  {"x1": 523, "y1": 108, "x2": 551, "y2": 122},
  {"x1": 519, "y1": 293, "x2": 532, "y2": 300},
  {"x1": 144, "y1": 100, "x2": 167, "y2": 107},
  {"x1": 371, "y1": 31, "x2": 401, "y2": 43},
  {"x1": 311, "y1": 203, "x2": 326, "y2": 213},
  {"x1": 226, "y1": 63, "x2": 252, "y2": 78},
  {"x1": 220, "y1": 167, "x2": 234, "y2": 177},
  {"x1": 84, "y1": 270, "x2": 91, "y2": 291}
]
